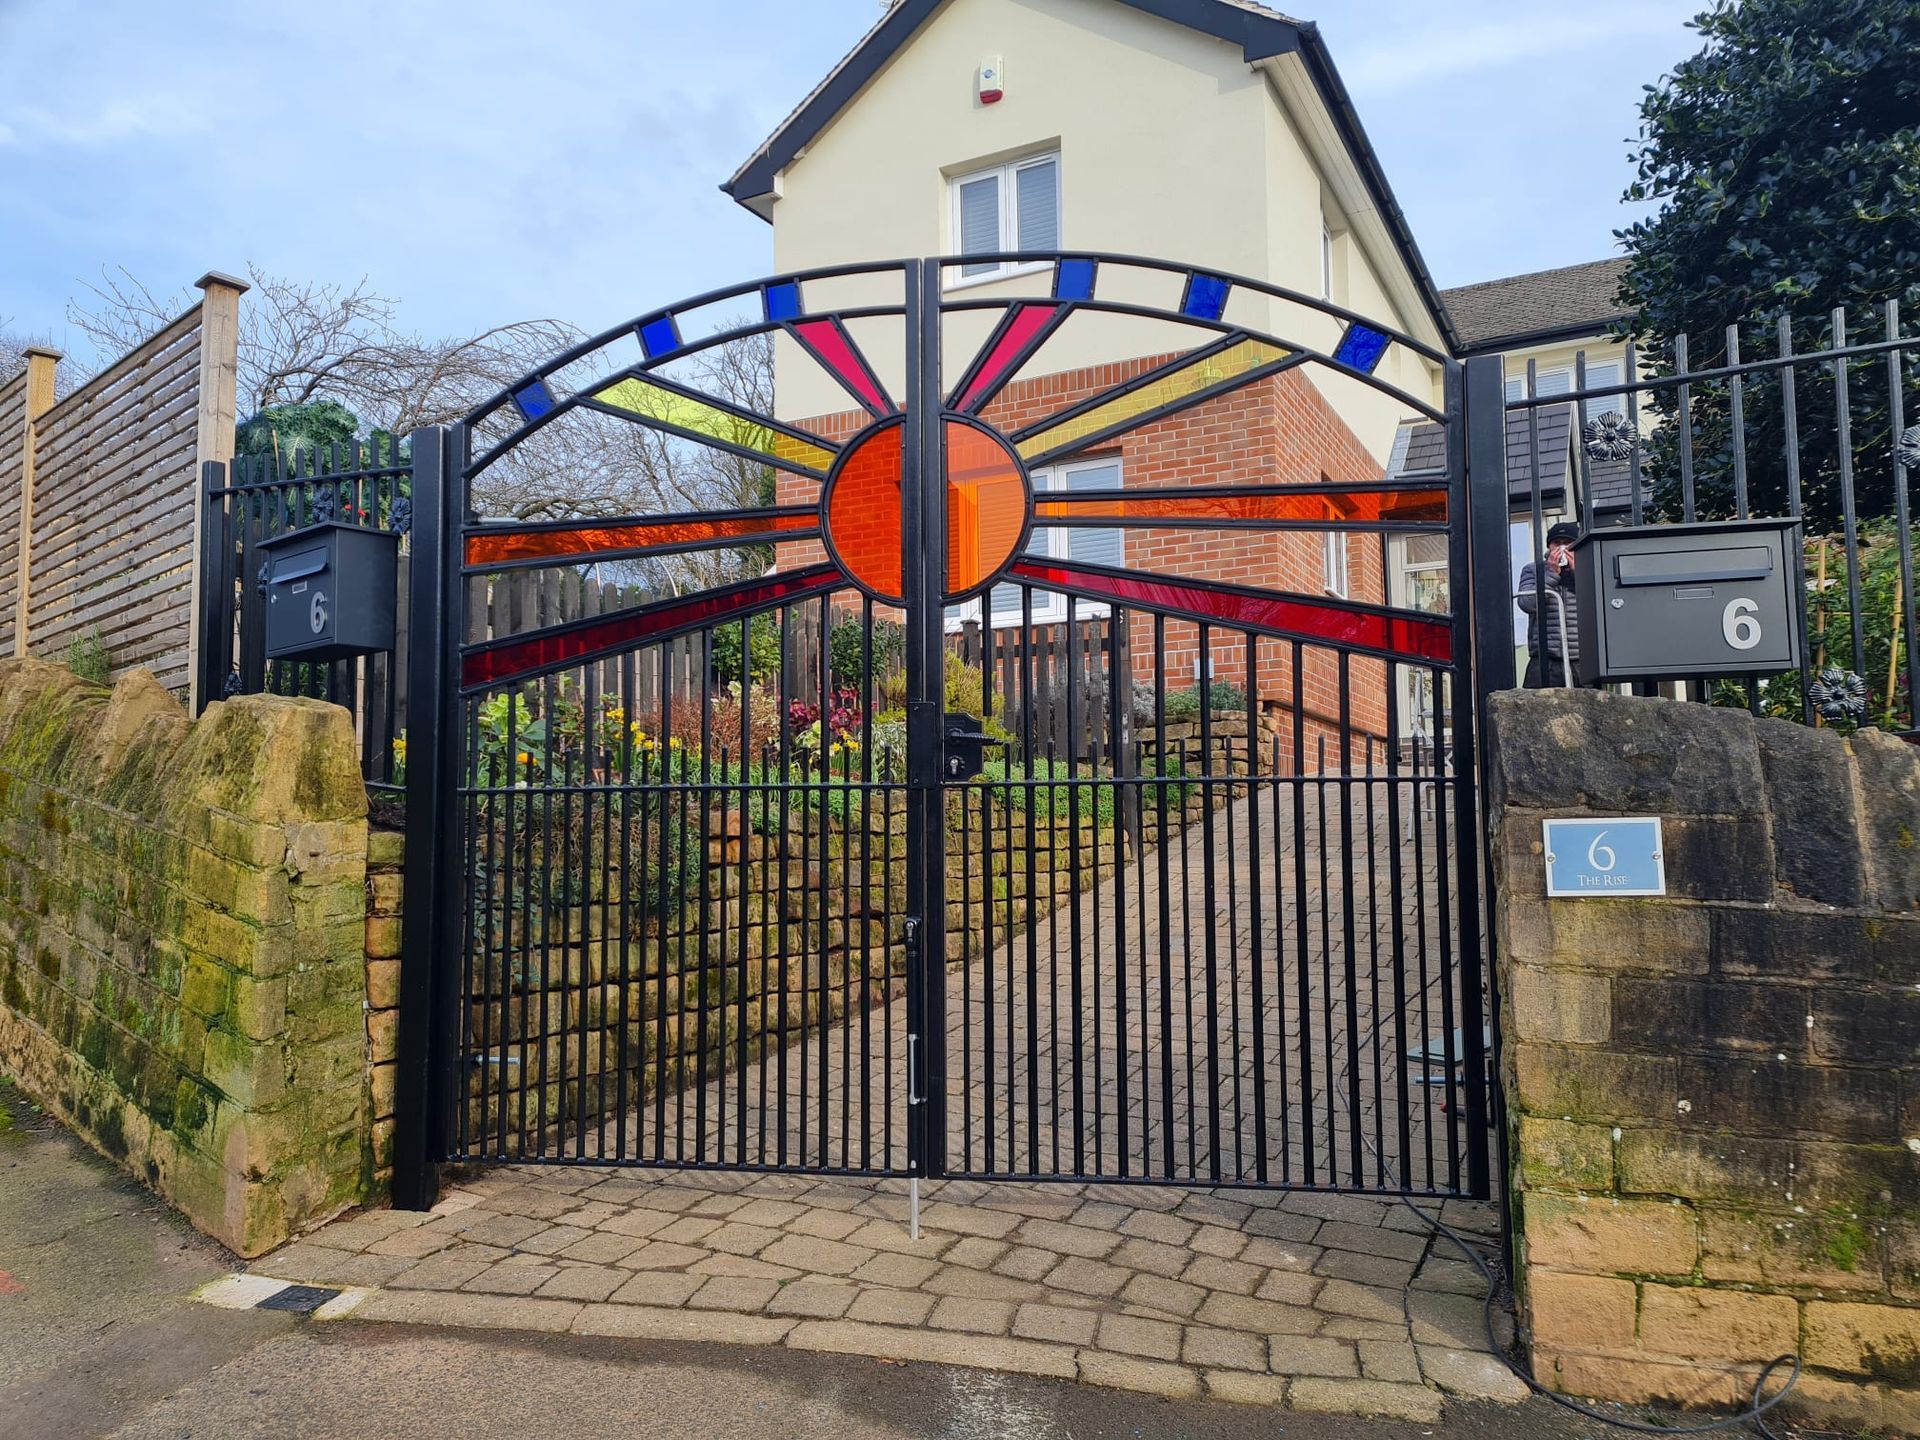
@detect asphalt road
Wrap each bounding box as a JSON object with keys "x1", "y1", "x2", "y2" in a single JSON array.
[{"x1": 0, "y1": 1077, "x2": 1798, "y2": 1440}]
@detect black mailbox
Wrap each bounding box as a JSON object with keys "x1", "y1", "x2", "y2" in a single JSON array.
[
  {"x1": 943, "y1": 711, "x2": 1003, "y2": 781},
  {"x1": 1573, "y1": 519, "x2": 1802, "y2": 683},
  {"x1": 259, "y1": 522, "x2": 400, "y2": 662}
]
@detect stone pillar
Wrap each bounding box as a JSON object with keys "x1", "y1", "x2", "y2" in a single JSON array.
[
  {"x1": 1489, "y1": 689, "x2": 1920, "y2": 1435},
  {"x1": 0, "y1": 659, "x2": 370, "y2": 1256}
]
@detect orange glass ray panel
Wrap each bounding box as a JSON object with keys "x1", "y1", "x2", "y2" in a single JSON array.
[
  {"x1": 1033, "y1": 486, "x2": 1447, "y2": 526},
  {"x1": 466, "y1": 510, "x2": 817, "y2": 568},
  {"x1": 824, "y1": 422, "x2": 905, "y2": 601},
  {"x1": 1015, "y1": 339, "x2": 1288, "y2": 460},
  {"x1": 945, "y1": 420, "x2": 1029, "y2": 596},
  {"x1": 593, "y1": 377, "x2": 837, "y2": 473}
]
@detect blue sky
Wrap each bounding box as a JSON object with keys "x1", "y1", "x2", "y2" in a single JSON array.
[{"x1": 0, "y1": 0, "x2": 1701, "y2": 367}]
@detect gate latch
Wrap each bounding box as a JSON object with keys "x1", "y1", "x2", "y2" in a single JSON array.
[{"x1": 943, "y1": 711, "x2": 1004, "y2": 781}]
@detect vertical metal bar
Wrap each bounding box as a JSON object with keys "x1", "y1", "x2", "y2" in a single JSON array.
[
  {"x1": 1290, "y1": 643, "x2": 1312, "y2": 1185},
  {"x1": 393, "y1": 425, "x2": 456, "y2": 1209},
  {"x1": 1888, "y1": 301, "x2": 1917, "y2": 736},
  {"x1": 1727, "y1": 325, "x2": 1749, "y2": 518},
  {"x1": 1833, "y1": 309, "x2": 1868, "y2": 679},
  {"x1": 1109, "y1": 613, "x2": 1130, "y2": 1176},
  {"x1": 903, "y1": 259, "x2": 949, "y2": 1184},
  {"x1": 1445, "y1": 356, "x2": 1492, "y2": 1199},
  {"x1": 1779, "y1": 318, "x2": 1804, "y2": 518},
  {"x1": 1154, "y1": 616, "x2": 1175, "y2": 1178},
  {"x1": 1065, "y1": 600, "x2": 1086, "y2": 1177},
  {"x1": 1463, "y1": 358, "x2": 1516, "y2": 696},
  {"x1": 194, "y1": 462, "x2": 233, "y2": 715},
  {"x1": 1675, "y1": 332, "x2": 1697, "y2": 522},
  {"x1": 1384, "y1": 664, "x2": 1411, "y2": 1182},
  {"x1": 1572, "y1": 351, "x2": 1596, "y2": 535},
  {"x1": 1624, "y1": 342, "x2": 1646, "y2": 527},
  {"x1": 1197, "y1": 624, "x2": 1222, "y2": 1181}
]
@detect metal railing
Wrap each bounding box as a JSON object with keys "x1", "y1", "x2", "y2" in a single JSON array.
[
  {"x1": 1498, "y1": 300, "x2": 1918, "y2": 736},
  {"x1": 197, "y1": 441, "x2": 413, "y2": 797}
]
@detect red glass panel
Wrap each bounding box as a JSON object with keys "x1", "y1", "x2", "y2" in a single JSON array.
[
  {"x1": 1010, "y1": 559, "x2": 1452, "y2": 664},
  {"x1": 823, "y1": 422, "x2": 905, "y2": 601},
  {"x1": 463, "y1": 564, "x2": 844, "y2": 690},
  {"x1": 957, "y1": 304, "x2": 1060, "y2": 411},
  {"x1": 1033, "y1": 485, "x2": 1447, "y2": 527},
  {"x1": 793, "y1": 319, "x2": 891, "y2": 415},
  {"x1": 466, "y1": 509, "x2": 817, "y2": 568}
]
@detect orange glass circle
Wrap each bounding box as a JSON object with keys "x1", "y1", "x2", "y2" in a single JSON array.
[
  {"x1": 943, "y1": 420, "x2": 1029, "y2": 598},
  {"x1": 823, "y1": 421, "x2": 907, "y2": 601},
  {"x1": 821, "y1": 418, "x2": 1031, "y2": 604}
]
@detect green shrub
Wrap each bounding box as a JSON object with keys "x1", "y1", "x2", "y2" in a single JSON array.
[{"x1": 65, "y1": 630, "x2": 111, "y2": 686}]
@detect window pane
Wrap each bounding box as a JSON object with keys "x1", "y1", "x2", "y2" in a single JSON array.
[
  {"x1": 1062, "y1": 462, "x2": 1122, "y2": 569},
  {"x1": 1581, "y1": 360, "x2": 1624, "y2": 423},
  {"x1": 958, "y1": 174, "x2": 1001, "y2": 276},
  {"x1": 1014, "y1": 158, "x2": 1059, "y2": 251},
  {"x1": 1323, "y1": 532, "x2": 1348, "y2": 596}
]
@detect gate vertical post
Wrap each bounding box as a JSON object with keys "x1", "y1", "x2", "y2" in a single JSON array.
[
  {"x1": 1447, "y1": 361, "x2": 1493, "y2": 1198},
  {"x1": 393, "y1": 423, "x2": 455, "y2": 1210},
  {"x1": 902, "y1": 260, "x2": 948, "y2": 1191},
  {"x1": 194, "y1": 461, "x2": 234, "y2": 715},
  {"x1": 1464, "y1": 355, "x2": 1515, "y2": 696}
]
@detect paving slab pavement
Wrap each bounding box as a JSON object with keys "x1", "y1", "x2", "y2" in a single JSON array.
[{"x1": 0, "y1": 1076, "x2": 1840, "y2": 1439}]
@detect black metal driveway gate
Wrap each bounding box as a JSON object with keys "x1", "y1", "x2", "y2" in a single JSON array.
[{"x1": 392, "y1": 254, "x2": 1490, "y2": 1209}]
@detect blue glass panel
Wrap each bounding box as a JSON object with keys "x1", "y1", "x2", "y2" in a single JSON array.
[
  {"x1": 512, "y1": 379, "x2": 556, "y2": 422},
  {"x1": 638, "y1": 314, "x2": 682, "y2": 359},
  {"x1": 1181, "y1": 272, "x2": 1230, "y2": 322},
  {"x1": 1334, "y1": 323, "x2": 1391, "y2": 374},
  {"x1": 763, "y1": 281, "x2": 803, "y2": 323},
  {"x1": 1052, "y1": 257, "x2": 1097, "y2": 302}
]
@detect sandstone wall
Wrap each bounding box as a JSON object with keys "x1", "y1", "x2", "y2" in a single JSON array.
[
  {"x1": 1489, "y1": 689, "x2": 1920, "y2": 1433},
  {"x1": 0, "y1": 658, "x2": 371, "y2": 1256}
]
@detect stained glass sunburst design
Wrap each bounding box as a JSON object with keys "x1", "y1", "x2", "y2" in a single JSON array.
[{"x1": 461, "y1": 255, "x2": 1452, "y2": 690}]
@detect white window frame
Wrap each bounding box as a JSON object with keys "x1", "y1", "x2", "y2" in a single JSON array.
[
  {"x1": 942, "y1": 455, "x2": 1118, "y2": 630},
  {"x1": 1320, "y1": 220, "x2": 1335, "y2": 301},
  {"x1": 1322, "y1": 529, "x2": 1350, "y2": 598},
  {"x1": 947, "y1": 151, "x2": 1060, "y2": 289},
  {"x1": 1505, "y1": 359, "x2": 1626, "y2": 422}
]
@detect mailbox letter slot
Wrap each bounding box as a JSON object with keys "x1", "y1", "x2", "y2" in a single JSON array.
[{"x1": 1613, "y1": 546, "x2": 1773, "y2": 587}]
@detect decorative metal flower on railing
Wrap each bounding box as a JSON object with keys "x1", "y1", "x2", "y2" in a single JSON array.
[
  {"x1": 1583, "y1": 410, "x2": 1635, "y2": 462},
  {"x1": 1897, "y1": 423, "x2": 1920, "y2": 471},
  {"x1": 387, "y1": 496, "x2": 413, "y2": 535},
  {"x1": 1807, "y1": 665, "x2": 1869, "y2": 725}
]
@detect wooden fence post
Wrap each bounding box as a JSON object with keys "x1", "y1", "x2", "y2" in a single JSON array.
[
  {"x1": 13, "y1": 346, "x2": 60, "y2": 658},
  {"x1": 187, "y1": 271, "x2": 247, "y2": 710}
]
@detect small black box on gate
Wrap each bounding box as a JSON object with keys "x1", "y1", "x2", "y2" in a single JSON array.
[
  {"x1": 1572, "y1": 518, "x2": 1802, "y2": 683},
  {"x1": 259, "y1": 521, "x2": 400, "y2": 662}
]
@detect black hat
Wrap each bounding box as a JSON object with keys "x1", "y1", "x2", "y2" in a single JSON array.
[{"x1": 1546, "y1": 522, "x2": 1580, "y2": 545}]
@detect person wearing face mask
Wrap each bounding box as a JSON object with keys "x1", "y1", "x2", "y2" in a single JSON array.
[{"x1": 1515, "y1": 521, "x2": 1581, "y2": 689}]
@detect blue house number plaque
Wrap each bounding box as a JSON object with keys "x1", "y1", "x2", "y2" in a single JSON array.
[{"x1": 1542, "y1": 817, "x2": 1665, "y2": 898}]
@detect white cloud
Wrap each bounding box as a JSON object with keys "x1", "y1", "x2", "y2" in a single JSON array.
[{"x1": 0, "y1": 97, "x2": 208, "y2": 151}]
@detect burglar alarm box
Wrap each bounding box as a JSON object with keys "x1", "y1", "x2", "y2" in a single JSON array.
[
  {"x1": 1572, "y1": 518, "x2": 1802, "y2": 683},
  {"x1": 259, "y1": 522, "x2": 400, "y2": 662}
]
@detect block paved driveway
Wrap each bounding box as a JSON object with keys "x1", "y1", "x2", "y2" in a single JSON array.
[{"x1": 268, "y1": 774, "x2": 1518, "y2": 1420}]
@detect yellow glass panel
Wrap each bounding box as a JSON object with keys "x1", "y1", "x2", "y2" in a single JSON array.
[
  {"x1": 1016, "y1": 339, "x2": 1288, "y2": 460},
  {"x1": 594, "y1": 378, "x2": 837, "y2": 472}
]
